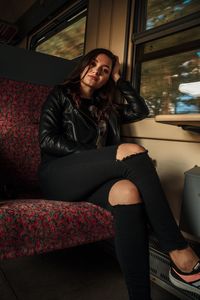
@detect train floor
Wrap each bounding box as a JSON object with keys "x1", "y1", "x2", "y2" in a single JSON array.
[{"x1": 0, "y1": 243, "x2": 180, "y2": 300}]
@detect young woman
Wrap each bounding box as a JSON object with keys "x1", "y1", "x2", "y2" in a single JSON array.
[{"x1": 38, "y1": 48, "x2": 200, "y2": 300}]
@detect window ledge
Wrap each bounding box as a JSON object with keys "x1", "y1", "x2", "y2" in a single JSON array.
[{"x1": 155, "y1": 114, "x2": 200, "y2": 133}]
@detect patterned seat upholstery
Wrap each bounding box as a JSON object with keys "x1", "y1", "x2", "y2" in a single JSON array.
[
  {"x1": 0, "y1": 78, "x2": 114, "y2": 260},
  {"x1": 0, "y1": 78, "x2": 51, "y2": 197}
]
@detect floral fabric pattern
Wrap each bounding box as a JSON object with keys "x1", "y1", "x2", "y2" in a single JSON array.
[
  {"x1": 0, "y1": 78, "x2": 52, "y2": 197},
  {"x1": 0, "y1": 199, "x2": 114, "y2": 260},
  {"x1": 0, "y1": 78, "x2": 114, "y2": 260}
]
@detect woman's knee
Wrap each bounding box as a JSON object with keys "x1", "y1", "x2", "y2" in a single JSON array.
[
  {"x1": 116, "y1": 143, "x2": 146, "y2": 161},
  {"x1": 108, "y1": 179, "x2": 142, "y2": 206}
]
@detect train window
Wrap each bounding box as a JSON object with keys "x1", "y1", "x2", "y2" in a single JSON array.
[
  {"x1": 141, "y1": 47, "x2": 200, "y2": 115},
  {"x1": 146, "y1": 0, "x2": 200, "y2": 30},
  {"x1": 133, "y1": 1, "x2": 200, "y2": 116},
  {"x1": 30, "y1": 4, "x2": 87, "y2": 60},
  {"x1": 35, "y1": 15, "x2": 86, "y2": 60}
]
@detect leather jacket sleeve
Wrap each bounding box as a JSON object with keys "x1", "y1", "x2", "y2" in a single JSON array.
[
  {"x1": 39, "y1": 86, "x2": 86, "y2": 157},
  {"x1": 116, "y1": 79, "x2": 149, "y2": 123}
]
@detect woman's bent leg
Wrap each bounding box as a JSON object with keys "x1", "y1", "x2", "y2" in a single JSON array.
[
  {"x1": 116, "y1": 144, "x2": 200, "y2": 296},
  {"x1": 116, "y1": 144, "x2": 187, "y2": 252}
]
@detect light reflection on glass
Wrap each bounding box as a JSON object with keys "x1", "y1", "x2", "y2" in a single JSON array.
[
  {"x1": 179, "y1": 82, "x2": 200, "y2": 97},
  {"x1": 140, "y1": 49, "x2": 200, "y2": 115}
]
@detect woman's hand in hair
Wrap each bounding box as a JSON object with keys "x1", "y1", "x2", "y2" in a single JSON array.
[{"x1": 112, "y1": 56, "x2": 121, "y2": 83}]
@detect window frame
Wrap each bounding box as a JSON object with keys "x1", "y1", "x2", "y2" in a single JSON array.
[
  {"x1": 132, "y1": 0, "x2": 200, "y2": 109},
  {"x1": 29, "y1": 0, "x2": 87, "y2": 59}
]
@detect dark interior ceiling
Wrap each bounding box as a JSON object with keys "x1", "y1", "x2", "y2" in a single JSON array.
[
  {"x1": 0, "y1": 0, "x2": 37, "y2": 44},
  {"x1": 0, "y1": 0, "x2": 37, "y2": 23},
  {"x1": 0, "y1": 0, "x2": 73, "y2": 45}
]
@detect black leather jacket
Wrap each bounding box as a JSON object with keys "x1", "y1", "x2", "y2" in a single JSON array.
[{"x1": 39, "y1": 79, "x2": 149, "y2": 163}]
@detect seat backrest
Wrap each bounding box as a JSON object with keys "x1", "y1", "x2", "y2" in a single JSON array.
[
  {"x1": 0, "y1": 45, "x2": 78, "y2": 198},
  {"x1": 0, "y1": 78, "x2": 51, "y2": 198}
]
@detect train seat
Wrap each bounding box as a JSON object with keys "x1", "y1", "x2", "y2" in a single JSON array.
[{"x1": 0, "y1": 45, "x2": 114, "y2": 260}]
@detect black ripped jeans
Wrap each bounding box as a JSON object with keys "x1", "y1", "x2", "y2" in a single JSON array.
[{"x1": 39, "y1": 145, "x2": 187, "y2": 300}]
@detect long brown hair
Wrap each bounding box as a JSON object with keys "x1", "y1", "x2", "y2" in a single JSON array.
[{"x1": 63, "y1": 48, "x2": 118, "y2": 121}]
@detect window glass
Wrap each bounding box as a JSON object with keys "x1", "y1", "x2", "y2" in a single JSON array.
[
  {"x1": 146, "y1": 0, "x2": 200, "y2": 30},
  {"x1": 36, "y1": 16, "x2": 86, "y2": 60},
  {"x1": 144, "y1": 26, "x2": 200, "y2": 54},
  {"x1": 140, "y1": 49, "x2": 200, "y2": 115}
]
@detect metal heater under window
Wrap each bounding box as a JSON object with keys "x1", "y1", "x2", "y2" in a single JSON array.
[{"x1": 180, "y1": 166, "x2": 200, "y2": 238}]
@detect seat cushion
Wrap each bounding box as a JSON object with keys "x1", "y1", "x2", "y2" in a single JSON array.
[{"x1": 0, "y1": 199, "x2": 114, "y2": 260}]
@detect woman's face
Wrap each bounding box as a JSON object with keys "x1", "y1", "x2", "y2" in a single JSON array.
[{"x1": 80, "y1": 53, "x2": 113, "y2": 95}]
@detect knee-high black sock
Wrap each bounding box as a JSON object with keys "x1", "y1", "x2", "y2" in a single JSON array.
[
  {"x1": 120, "y1": 151, "x2": 187, "y2": 252},
  {"x1": 113, "y1": 203, "x2": 151, "y2": 300}
]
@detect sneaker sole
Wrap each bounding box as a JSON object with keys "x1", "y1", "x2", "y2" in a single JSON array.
[{"x1": 169, "y1": 269, "x2": 200, "y2": 295}]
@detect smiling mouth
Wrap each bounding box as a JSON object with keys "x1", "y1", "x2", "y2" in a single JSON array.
[{"x1": 88, "y1": 75, "x2": 98, "y2": 81}]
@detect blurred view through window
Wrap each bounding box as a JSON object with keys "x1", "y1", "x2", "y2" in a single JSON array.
[
  {"x1": 146, "y1": 0, "x2": 200, "y2": 30},
  {"x1": 141, "y1": 48, "x2": 200, "y2": 115},
  {"x1": 36, "y1": 16, "x2": 86, "y2": 60},
  {"x1": 134, "y1": 0, "x2": 200, "y2": 116}
]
